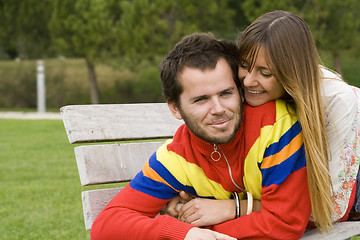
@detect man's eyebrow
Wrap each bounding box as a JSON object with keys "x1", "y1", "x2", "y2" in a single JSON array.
[{"x1": 221, "y1": 87, "x2": 236, "y2": 92}]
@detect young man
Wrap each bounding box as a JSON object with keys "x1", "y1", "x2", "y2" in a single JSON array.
[{"x1": 91, "y1": 33, "x2": 311, "y2": 240}]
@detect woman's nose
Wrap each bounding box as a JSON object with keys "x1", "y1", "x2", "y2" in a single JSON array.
[{"x1": 243, "y1": 71, "x2": 258, "y2": 87}]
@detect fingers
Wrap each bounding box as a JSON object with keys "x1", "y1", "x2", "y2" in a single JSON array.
[
  {"x1": 164, "y1": 196, "x2": 181, "y2": 217},
  {"x1": 177, "y1": 199, "x2": 204, "y2": 226},
  {"x1": 178, "y1": 199, "x2": 196, "y2": 220},
  {"x1": 179, "y1": 191, "x2": 194, "y2": 203},
  {"x1": 175, "y1": 202, "x2": 184, "y2": 212},
  {"x1": 180, "y1": 210, "x2": 198, "y2": 225}
]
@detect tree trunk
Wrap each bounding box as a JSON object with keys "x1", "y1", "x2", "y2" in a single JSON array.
[
  {"x1": 333, "y1": 51, "x2": 343, "y2": 75},
  {"x1": 85, "y1": 58, "x2": 100, "y2": 104}
]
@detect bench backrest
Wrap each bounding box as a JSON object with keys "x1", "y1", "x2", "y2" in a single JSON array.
[
  {"x1": 61, "y1": 103, "x2": 183, "y2": 230},
  {"x1": 61, "y1": 103, "x2": 360, "y2": 239}
]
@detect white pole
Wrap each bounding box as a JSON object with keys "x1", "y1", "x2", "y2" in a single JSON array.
[{"x1": 37, "y1": 60, "x2": 46, "y2": 113}]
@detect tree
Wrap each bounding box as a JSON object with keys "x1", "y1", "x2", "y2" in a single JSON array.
[
  {"x1": 0, "y1": 0, "x2": 53, "y2": 59},
  {"x1": 114, "y1": 0, "x2": 236, "y2": 65},
  {"x1": 49, "y1": 0, "x2": 116, "y2": 104},
  {"x1": 239, "y1": 0, "x2": 360, "y2": 74},
  {"x1": 300, "y1": 0, "x2": 360, "y2": 74},
  {"x1": 49, "y1": 0, "x2": 235, "y2": 103}
]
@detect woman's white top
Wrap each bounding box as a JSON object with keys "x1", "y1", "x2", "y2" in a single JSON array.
[{"x1": 321, "y1": 67, "x2": 360, "y2": 221}]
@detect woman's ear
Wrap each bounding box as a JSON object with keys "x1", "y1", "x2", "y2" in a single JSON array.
[{"x1": 167, "y1": 102, "x2": 183, "y2": 120}]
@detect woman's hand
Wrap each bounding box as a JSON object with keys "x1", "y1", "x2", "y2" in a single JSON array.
[
  {"x1": 163, "y1": 191, "x2": 263, "y2": 227},
  {"x1": 178, "y1": 198, "x2": 235, "y2": 226}
]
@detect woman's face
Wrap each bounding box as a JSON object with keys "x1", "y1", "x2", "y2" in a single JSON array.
[{"x1": 238, "y1": 46, "x2": 286, "y2": 107}]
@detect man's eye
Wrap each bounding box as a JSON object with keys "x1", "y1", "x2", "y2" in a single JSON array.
[{"x1": 193, "y1": 97, "x2": 207, "y2": 103}]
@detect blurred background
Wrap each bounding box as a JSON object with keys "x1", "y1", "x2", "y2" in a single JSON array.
[
  {"x1": 1, "y1": 1, "x2": 360, "y2": 240},
  {"x1": 0, "y1": 0, "x2": 359, "y2": 110}
]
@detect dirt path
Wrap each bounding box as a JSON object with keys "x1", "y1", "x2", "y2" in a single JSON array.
[{"x1": 0, "y1": 112, "x2": 62, "y2": 120}]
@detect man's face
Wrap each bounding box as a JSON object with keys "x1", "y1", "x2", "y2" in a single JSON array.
[{"x1": 168, "y1": 58, "x2": 242, "y2": 145}]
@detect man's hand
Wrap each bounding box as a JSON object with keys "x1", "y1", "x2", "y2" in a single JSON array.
[
  {"x1": 162, "y1": 191, "x2": 194, "y2": 217},
  {"x1": 184, "y1": 228, "x2": 237, "y2": 240}
]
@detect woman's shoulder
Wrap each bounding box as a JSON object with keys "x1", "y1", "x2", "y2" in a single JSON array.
[
  {"x1": 320, "y1": 67, "x2": 360, "y2": 128},
  {"x1": 320, "y1": 67, "x2": 357, "y2": 97}
]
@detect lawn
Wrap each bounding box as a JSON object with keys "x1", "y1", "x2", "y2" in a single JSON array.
[{"x1": 0, "y1": 119, "x2": 90, "y2": 239}]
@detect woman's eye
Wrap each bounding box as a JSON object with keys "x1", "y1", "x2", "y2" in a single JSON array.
[
  {"x1": 239, "y1": 61, "x2": 248, "y2": 69},
  {"x1": 261, "y1": 72, "x2": 272, "y2": 78}
]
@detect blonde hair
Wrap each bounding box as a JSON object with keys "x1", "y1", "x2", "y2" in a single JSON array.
[{"x1": 238, "y1": 10, "x2": 333, "y2": 232}]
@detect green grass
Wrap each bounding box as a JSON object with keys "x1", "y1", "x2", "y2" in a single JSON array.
[{"x1": 0, "y1": 119, "x2": 90, "y2": 239}]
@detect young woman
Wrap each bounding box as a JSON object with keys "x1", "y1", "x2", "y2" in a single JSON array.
[
  {"x1": 237, "y1": 10, "x2": 360, "y2": 232},
  {"x1": 168, "y1": 10, "x2": 360, "y2": 233}
]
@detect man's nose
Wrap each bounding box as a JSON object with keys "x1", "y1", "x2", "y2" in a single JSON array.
[{"x1": 210, "y1": 97, "x2": 226, "y2": 115}]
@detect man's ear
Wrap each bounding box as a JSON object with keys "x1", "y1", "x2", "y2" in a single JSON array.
[{"x1": 167, "y1": 102, "x2": 183, "y2": 120}]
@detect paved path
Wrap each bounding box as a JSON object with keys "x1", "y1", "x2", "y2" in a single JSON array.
[{"x1": 0, "y1": 112, "x2": 62, "y2": 120}]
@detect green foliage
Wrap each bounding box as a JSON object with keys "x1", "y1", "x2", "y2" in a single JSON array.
[
  {"x1": 0, "y1": 58, "x2": 166, "y2": 108},
  {"x1": 241, "y1": 0, "x2": 299, "y2": 22},
  {"x1": 113, "y1": 0, "x2": 235, "y2": 65},
  {"x1": 300, "y1": 0, "x2": 360, "y2": 54},
  {"x1": 47, "y1": 0, "x2": 235, "y2": 103},
  {"x1": 238, "y1": 0, "x2": 360, "y2": 72},
  {"x1": 0, "y1": 61, "x2": 37, "y2": 108},
  {"x1": 49, "y1": 0, "x2": 115, "y2": 60},
  {"x1": 1, "y1": 0, "x2": 360, "y2": 106},
  {"x1": 100, "y1": 60, "x2": 164, "y2": 104},
  {"x1": 1, "y1": 52, "x2": 360, "y2": 109},
  {"x1": 0, "y1": 0, "x2": 53, "y2": 59}
]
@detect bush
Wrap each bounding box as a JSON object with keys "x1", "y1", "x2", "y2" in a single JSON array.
[
  {"x1": 0, "y1": 58, "x2": 165, "y2": 110},
  {"x1": 0, "y1": 61, "x2": 37, "y2": 108},
  {"x1": 0, "y1": 53, "x2": 358, "y2": 110}
]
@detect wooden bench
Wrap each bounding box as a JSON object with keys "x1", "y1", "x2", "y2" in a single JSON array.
[{"x1": 61, "y1": 103, "x2": 360, "y2": 239}]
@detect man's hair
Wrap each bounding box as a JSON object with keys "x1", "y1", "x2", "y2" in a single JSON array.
[{"x1": 159, "y1": 32, "x2": 241, "y2": 107}]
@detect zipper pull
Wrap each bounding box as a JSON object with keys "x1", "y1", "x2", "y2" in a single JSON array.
[{"x1": 211, "y1": 144, "x2": 221, "y2": 161}]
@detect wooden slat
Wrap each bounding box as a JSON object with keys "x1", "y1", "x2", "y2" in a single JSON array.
[
  {"x1": 60, "y1": 103, "x2": 183, "y2": 144},
  {"x1": 301, "y1": 221, "x2": 360, "y2": 239},
  {"x1": 75, "y1": 141, "x2": 164, "y2": 186},
  {"x1": 82, "y1": 188, "x2": 123, "y2": 231},
  {"x1": 82, "y1": 187, "x2": 360, "y2": 237}
]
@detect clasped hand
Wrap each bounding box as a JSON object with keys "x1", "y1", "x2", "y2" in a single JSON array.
[{"x1": 163, "y1": 191, "x2": 262, "y2": 227}]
